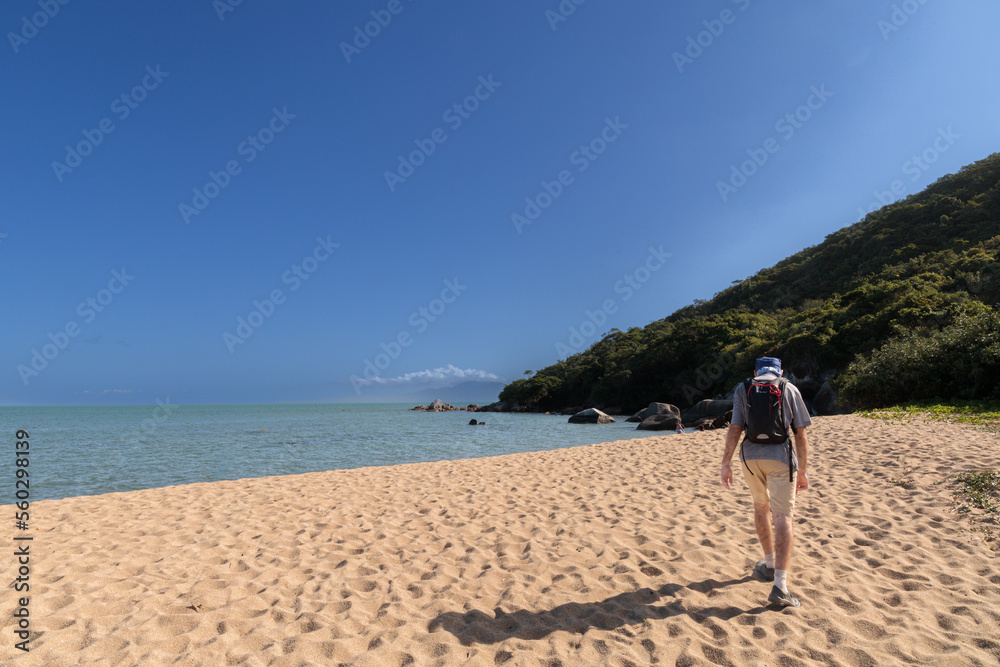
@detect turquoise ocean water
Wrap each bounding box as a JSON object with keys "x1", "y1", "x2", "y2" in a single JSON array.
[{"x1": 3, "y1": 404, "x2": 680, "y2": 502}]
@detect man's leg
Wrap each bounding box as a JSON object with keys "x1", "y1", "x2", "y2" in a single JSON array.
[
  {"x1": 770, "y1": 505, "x2": 800, "y2": 605},
  {"x1": 743, "y1": 461, "x2": 776, "y2": 579},
  {"x1": 773, "y1": 511, "x2": 793, "y2": 572},
  {"x1": 753, "y1": 502, "x2": 774, "y2": 556},
  {"x1": 762, "y1": 461, "x2": 800, "y2": 606}
]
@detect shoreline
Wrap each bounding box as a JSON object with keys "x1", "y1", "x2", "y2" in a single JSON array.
[
  {"x1": 3, "y1": 415, "x2": 998, "y2": 665},
  {"x1": 7, "y1": 403, "x2": 695, "y2": 504}
]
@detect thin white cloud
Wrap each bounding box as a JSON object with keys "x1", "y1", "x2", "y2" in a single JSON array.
[
  {"x1": 353, "y1": 365, "x2": 506, "y2": 389},
  {"x1": 82, "y1": 389, "x2": 135, "y2": 395}
]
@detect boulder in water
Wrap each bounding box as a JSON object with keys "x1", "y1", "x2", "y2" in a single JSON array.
[
  {"x1": 568, "y1": 408, "x2": 616, "y2": 424},
  {"x1": 636, "y1": 414, "x2": 681, "y2": 431},
  {"x1": 627, "y1": 402, "x2": 681, "y2": 423}
]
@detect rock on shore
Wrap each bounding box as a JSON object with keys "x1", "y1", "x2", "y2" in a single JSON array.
[{"x1": 680, "y1": 398, "x2": 733, "y2": 424}]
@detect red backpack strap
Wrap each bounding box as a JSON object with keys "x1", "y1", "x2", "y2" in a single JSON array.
[{"x1": 775, "y1": 377, "x2": 792, "y2": 481}]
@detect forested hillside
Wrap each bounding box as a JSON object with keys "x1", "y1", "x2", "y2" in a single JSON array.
[{"x1": 500, "y1": 153, "x2": 1000, "y2": 411}]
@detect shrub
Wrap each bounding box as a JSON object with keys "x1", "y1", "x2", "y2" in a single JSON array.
[{"x1": 837, "y1": 309, "x2": 1000, "y2": 408}]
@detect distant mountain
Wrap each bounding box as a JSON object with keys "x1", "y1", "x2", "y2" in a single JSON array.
[
  {"x1": 499, "y1": 152, "x2": 1000, "y2": 411},
  {"x1": 334, "y1": 381, "x2": 504, "y2": 405}
]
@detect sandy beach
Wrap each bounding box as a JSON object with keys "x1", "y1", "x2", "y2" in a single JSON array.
[{"x1": 3, "y1": 414, "x2": 999, "y2": 666}]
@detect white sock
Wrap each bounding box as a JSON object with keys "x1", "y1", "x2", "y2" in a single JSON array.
[
  {"x1": 764, "y1": 553, "x2": 775, "y2": 569},
  {"x1": 774, "y1": 569, "x2": 788, "y2": 593}
]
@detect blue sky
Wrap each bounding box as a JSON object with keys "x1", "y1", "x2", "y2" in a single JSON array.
[{"x1": 2, "y1": 0, "x2": 998, "y2": 405}]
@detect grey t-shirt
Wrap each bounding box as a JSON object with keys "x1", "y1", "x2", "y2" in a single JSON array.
[{"x1": 732, "y1": 375, "x2": 812, "y2": 467}]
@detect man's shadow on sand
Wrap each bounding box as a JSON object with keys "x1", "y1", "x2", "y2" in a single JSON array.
[{"x1": 428, "y1": 576, "x2": 774, "y2": 645}]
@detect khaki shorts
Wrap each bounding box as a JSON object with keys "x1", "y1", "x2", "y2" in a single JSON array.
[{"x1": 741, "y1": 458, "x2": 796, "y2": 517}]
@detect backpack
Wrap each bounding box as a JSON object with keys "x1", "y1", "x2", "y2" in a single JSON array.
[
  {"x1": 742, "y1": 377, "x2": 788, "y2": 445},
  {"x1": 741, "y1": 377, "x2": 793, "y2": 481}
]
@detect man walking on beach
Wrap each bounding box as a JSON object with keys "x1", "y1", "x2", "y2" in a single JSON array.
[{"x1": 720, "y1": 357, "x2": 811, "y2": 608}]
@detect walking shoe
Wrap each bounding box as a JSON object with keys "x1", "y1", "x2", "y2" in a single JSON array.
[
  {"x1": 753, "y1": 561, "x2": 775, "y2": 582},
  {"x1": 767, "y1": 585, "x2": 800, "y2": 608}
]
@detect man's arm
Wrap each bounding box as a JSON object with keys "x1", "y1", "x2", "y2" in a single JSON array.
[
  {"x1": 793, "y1": 426, "x2": 808, "y2": 490},
  {"x1": 720, "y1": 423, "x2": 743, "y2": 489}
]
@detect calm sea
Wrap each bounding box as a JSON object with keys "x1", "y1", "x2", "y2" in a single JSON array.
[{"x1": 3, "y1": 404, "x2": 680, "y2": 502}]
